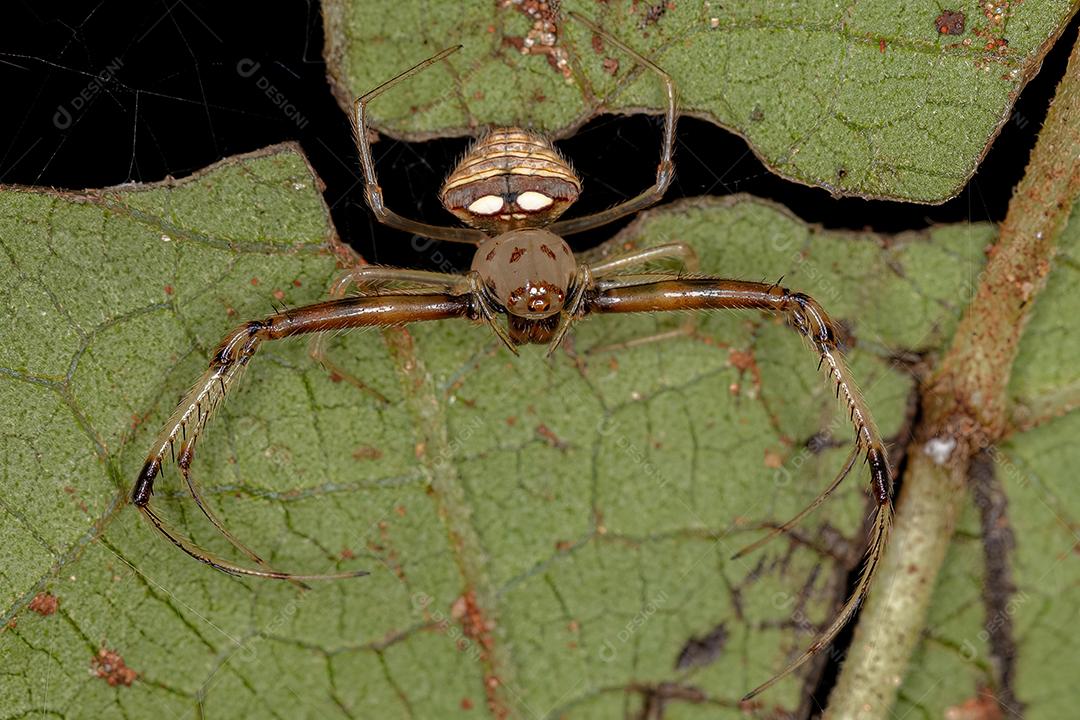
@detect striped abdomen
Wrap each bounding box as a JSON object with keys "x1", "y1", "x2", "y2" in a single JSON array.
[{"x1": 439, "y1": 128, "x2": 581, "y2": 231}]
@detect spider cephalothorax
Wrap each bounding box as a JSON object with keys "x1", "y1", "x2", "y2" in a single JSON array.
[
  {"x1": 439, "y1": 128, "x2": 581, "y2": 232},
  {"x1": 471, "y1": 229, "x2": 575, "y2": 319},
  {"x1": 133, "y1": 10, "x2": 893, "y2": 702}
]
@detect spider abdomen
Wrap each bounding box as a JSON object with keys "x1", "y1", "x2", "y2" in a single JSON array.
[{"x1": 440, "y1": 128, "x2": 581, "y2": 230}]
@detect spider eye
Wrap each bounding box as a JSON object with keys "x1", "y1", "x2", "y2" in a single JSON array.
[
  {"x1": 516, "y1": 191, "x2": 554, "y2": 212},
  {"x1": 467, "y1": 195, "x2": 504, "y2": 215}
]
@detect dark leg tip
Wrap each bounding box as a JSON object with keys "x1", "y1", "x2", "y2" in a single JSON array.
[
  {"x1": 177, "y1": 445, "x2": 195, "y2": 474},
  {"x1": 867, "y1": 447, "x2": 891, "y2": 505},
  {"x1": 132, "y1": 459, "x2": 160, "y2": 506}
]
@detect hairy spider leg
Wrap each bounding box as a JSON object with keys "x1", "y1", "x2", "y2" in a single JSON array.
[
  {"x1": 585, "y1": 242, "x2": 701, "y2": 352},
  {"x1": 133, "y1": 292, "x2": 473, "y2": 580},
  {"x1": 587, "y1": 277, "x2": 893, "y2": 699},
  {"x1": 309, "y1": 265, "x2": 470, "y2": 399},
  {"x1": 354, "y1": 47, "x2": 487, "y2": 245},
  {"x1": 588, "y1": 242, "x2": 699, "y2": 278},
  {"x1": 548, "y1": 12, "x2": 677, "y2": 236}
]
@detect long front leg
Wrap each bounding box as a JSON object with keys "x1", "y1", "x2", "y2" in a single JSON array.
[
  {"x1": 588, "y1": 277, "x2": 892, "y2": 698},
  {"x1": 309, "y1": 266, "x2": 469, "y2": 400},
  {"x1": 354, "y1": 47, "x2": 486, "y2": 245},
  {"x1": 548, "y1": 11, "x2": 677, "y2": 237},
  {"x1": 134, "y1": 292, "x2": 473, "y2": 580}
]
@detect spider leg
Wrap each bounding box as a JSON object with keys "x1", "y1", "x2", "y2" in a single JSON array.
[
  {"x1": 587, "y1": 277, "x2": 893, "y2": 698},
  {"x1": 588, "y1": 242, "x2": 699, "y2": 279},
  {"x1": 549, "y1": 12, "x2": 676, "y2": 237},
  {"x1": 730, "y1": 443, "x2": 859, "y2": 561},
  {"x1": 140, "y1": 503, "x2": 367, "y2": 581},
  {"x1": 354, "y1": 48, "x2": 486, "y2": 245},
  {"x1": 585, "y1": 243, "x2": 701, "y2": 352},
  {"x1": 175, "y1": 431, "x2": 311, "y2": 588},
  {"x1": 545, "y1": 266, "x2": 593, "y2": 356},
  {"x1": 309, "y1": 266, "x2": 469, "y2": 400},
  {"x1": 134, "y1": 292, "x2": 473, "y2": 580}
]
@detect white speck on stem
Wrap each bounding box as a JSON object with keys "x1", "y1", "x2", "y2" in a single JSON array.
[
  {"x1": 923, "y1": 436, "x2": 957, "y2": 465},
  {"x1": 161, "y1": 234, "x2": 171, "y2": 242}
]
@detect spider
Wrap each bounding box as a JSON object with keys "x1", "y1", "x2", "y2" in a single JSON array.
[{"x1": 131, "y1": 12, "x2": 892, "y2": 701}]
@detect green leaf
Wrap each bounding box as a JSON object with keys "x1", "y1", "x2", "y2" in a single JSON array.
[
  {"x1": 323, "y1": 0, "x2": 1078, "y2": 202},
  {"x1": 2, "y1": 145, "x2": 1000, "y2": 717}
]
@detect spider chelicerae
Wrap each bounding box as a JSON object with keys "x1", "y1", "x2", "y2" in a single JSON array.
[{"x1": 132, "y1": 12, "x2": 892, "y2": 700}]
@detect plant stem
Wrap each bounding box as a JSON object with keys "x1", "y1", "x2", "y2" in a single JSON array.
[{"x1": 826, "y1": 28, "x2": 1080, "y2": 719}]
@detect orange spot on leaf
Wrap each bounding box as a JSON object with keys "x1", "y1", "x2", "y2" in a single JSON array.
[
  {"x1": 28, "y1": 592, "x2": 59, "y2": 616},
  {"x1": 92, "y1": 648, "x2": 138, "y2": 687}
]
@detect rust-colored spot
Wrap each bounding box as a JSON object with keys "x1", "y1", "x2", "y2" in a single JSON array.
[
  {"x1": 536, "y1": 423, "x2": 568, "y2": 450},
  {"x1": 944, "y1": 692, "x2": 1004, "y2": 720},
  {"x1": 461, "y1": 697, "x2": 474, "y2": 710},
  {"x1": 455, "y1": 590, "x2": 507, "y2": 718},
  {"x1": 591, "y1": 33, "x2": 603, "y2": 54},
  {"x1": 555, "y1": 539, "x2": 573, "y2": 552},
  {"x1": 509, "y1": 246, "x2": 527, "y2": 263},
  {"x1": 92, "y1": 648, "x2": 138, "y2": 687},
  {"x1": 339, "y1": 547, "x2": 355, "y2": 560},
  {"x1": 539, "y1": 244, "x2": 557, "y2": 260},
  {"x1": 250, "y1": 277, "x2": 259, "y2": 286},
  {"x1": 163, "y1": 284, "x2": 173, "y2": 296},
  {"x1": 879, "y1": 38, "x2": 887, "y2": 53},
  {"x1": 292, "y1": 279, "x2": 302, "y2": 287},
  {"x1": 602, "y1": 57, "x2": 619, "y2": 75},
  {"x1": 729, "y1": 349, "x2": 755, "y2": 371},
  {"x1": 29, "y1": 592, "x2": 59, "y2": 616},
  {"x1": 272, "y1": 289, "x2": 285, "y2": 300},
  {"x1": 936, "y1": 10, "x2": 966, "y2": 35},
  {"x1": 352, "y1": 445, "x2": 383, "y2": 461},
  {"x1": 979, "y1": 1, "x2": 1010, "y2": 25},
  {"x1": 764, "y1": 450, "x2": 784, "y2": 469},
  {"x1": 501, "y1": 0, "x2": 570, "y2": 81}
]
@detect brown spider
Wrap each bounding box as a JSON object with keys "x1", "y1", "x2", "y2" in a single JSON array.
[{"x1": 132, "y1": 12, "x2": 892, "y2": 700}]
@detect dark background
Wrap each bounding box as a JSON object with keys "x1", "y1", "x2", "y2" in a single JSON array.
[{"x1": 2, "y1": 2, "x2": 1076, "y2": 271}]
